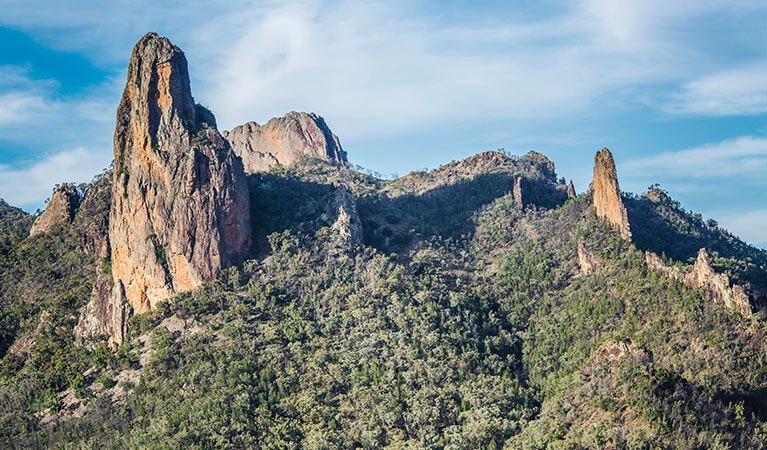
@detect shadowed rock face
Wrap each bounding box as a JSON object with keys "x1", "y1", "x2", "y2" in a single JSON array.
[
  {"x1": 591, "y1": 148, "x2": 631, "y2": 240},
  {"x1": 91, "y1": 32, "x2": 251, "y2": 344},
  {"x1": 29, "y1": 185, "x2": 80, "y2": 237},
  {"x1": 222, "y1": 112, "x2": 347, "y2": 173},
  {"x1": 567, "y1": 180, "x2": 576, "y2": 199}
]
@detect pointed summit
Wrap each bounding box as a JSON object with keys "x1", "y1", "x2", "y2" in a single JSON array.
[
  {"x1": 591, "y1": 148, "x2": 631, "y2": 239},
  {"x1": 78, "y1": 33, "x2": 251, "y2": 345}
]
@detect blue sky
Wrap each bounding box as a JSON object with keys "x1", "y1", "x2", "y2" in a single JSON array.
[{"x1": 0, "y1": 0, "x2": 765, "y2": 247}]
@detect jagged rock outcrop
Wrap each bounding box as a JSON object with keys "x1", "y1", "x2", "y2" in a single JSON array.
[
  {"x1": 29, "y1": 184, "x2": 80, "y2": 236},
  {"x1": 223, "y1": 112, "x2": 347, "y2": 173},
  {"x1": 567, "y1": 180, "x2": 576, "y2": 199},
  {"x1": 331, "y1": 188, "x2": 362, "y2": 247},
  {"x1": 645, "y1": 249, "x2": 751, "y2": 316},
  {"x1": 577, "y1": 240, "x2": 599, "y2": 275},
  {"x1": 513, "y1": 176, "x2": 529, "y2": 209},
  {"x1": 591, "y1": 148, "x2": 631, "y2": 240},
  {"x1": 644, "y1": 251, "x2": 683, "y2": 282},
  {"x1": 686, "y1": 249, "x2": 751, "y2": 316},
  {"x1": 79, "y1": 33, "x2": 251, "y2": 345}
]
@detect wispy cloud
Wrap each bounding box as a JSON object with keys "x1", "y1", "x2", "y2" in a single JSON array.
[
  {"x1": 624, "y1": 136, "x2": 767, "y2": 179},
  {"x1": 715, "y1": 209, "x2": 767, "y2": 250},
  {"x1": 0, "y1": 147, "x2": 111, "y2": 211},
  {"x1": 667, "y1": 62, "x2": 767, "y2": 116}
]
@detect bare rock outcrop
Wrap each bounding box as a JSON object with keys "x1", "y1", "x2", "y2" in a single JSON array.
[
  {"x1": 513, "y1": 176, "x2": 529, "y2": 209},
  {"x1": 591, "y1": 148, "x2": 631, "y2": 240},
  {"x1": 644, "y1": 251, "x2": 684, "y2": 282},
  {"x1": 686, "y1": 249, "x2": 751, "y2": 316},
  {"x1": 331, "y1": 188, "x2": 362, "y2": 247},
  {"x1": 567, "y1": 180, "x2": 576, "y2": 199},
  {"x1": 577, "y1": 240, "x2": 599, "y2": 275},
  {"x1": 29, "y1": 184, "x2": 80, "y2": 236},
  {"x1": 223, "y1": 112, "x2": 347, "y2": 173},
  {"x1": 645, "y1": 249, "x2": 751, "y2": 316},
  {"x1": 78, "y1": 33, "x2": 251, "y2": 345}
]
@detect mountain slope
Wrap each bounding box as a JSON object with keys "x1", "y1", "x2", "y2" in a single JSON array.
[{"x1": 2, "y1": 150, "x2": 766, "y2": 449}]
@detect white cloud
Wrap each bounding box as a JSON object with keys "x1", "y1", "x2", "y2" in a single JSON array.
[
  {"x1": 0, "y1": 147, "x2": 112, "y2": 211},
  {"x1": 667, "y1": 62, "x2": 767, "y2": 116},
  {"x1": 624, "y1": 136, "x2": 767, "y2": 178},
  {"x1": 715, "y1": 209, "x2": 767, "y2": 249}
]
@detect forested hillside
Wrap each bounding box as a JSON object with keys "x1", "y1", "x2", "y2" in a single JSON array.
[{"x1": 2, "y1": 150, "x2": 766, "y2": 449}]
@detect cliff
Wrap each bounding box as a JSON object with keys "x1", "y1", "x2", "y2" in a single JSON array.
[
  {"x1": 78, "y1": 33, "x2": 251, "y2": 345},
  {"x1": 591, "y1": 148, "x2": 631, "y2": 239},
  {"x1": 223, "y1": 111, "x2": 347, "y2": 173}
]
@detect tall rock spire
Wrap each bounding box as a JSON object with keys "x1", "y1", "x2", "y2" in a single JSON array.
[
  {"x1": 78, "y1": 33, "x2": 251, "y2": 345},
  {"x1": 591, "y1": 148, "x2": 631, "y2": 240}
]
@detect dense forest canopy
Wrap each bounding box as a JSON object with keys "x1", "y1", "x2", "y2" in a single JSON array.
[{"x1": 1, "y1": 150, "x2": 767, "y2": 449}]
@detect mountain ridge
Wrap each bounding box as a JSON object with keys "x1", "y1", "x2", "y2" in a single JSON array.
[{"x1": 1, "y1": 32, "x2": 767, "y2": 449}]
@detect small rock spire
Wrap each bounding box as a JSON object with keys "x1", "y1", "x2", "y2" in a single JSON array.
[{"x1": 591, "y1": 148, "x2": 631, "y2": 240}]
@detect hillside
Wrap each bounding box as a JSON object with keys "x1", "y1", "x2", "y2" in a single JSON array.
[{"x1": 1, "y1": 33, "x2": 767, "y2": 449}]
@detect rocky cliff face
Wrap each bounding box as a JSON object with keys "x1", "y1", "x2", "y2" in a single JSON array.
[
  {"x1": 79, "y1": 33, "x2": 251, "y2": 345},
  {"x1": 223, "y1": 112, "x2": 347, "y2": 173},
  {"x1": 29, "y1": 184, "x2": 80, "y2": 236},
  {"x1": 591, "y1": 148, "x2": 631, "y2": 239},
  {"x1": 645, "y1": 249, "x2": 751, "y2": 316}
]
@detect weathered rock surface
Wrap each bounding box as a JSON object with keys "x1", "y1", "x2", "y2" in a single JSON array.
[
  {"x1": 567, "y1": 180, "x2": 576, "y2": 199},
  {"x1": 29, "y1": 184, "x2": 80, "y2": 236},
  {"x1": 645, "y1": 249, "x2": 752, "y2": 316},
  {"x1": 577, "y1": 240, "x2": 599, "y2": 275},
  {"x1": 523, "y1": 151, "x2": 556, "y2": 175},
  {"x1": 223, "y1": 112, "x2": 347, "y2": 173},
  {"x1": 686, "y1": 249, "x2": 751, "y2": 316},
  {"x1": 513, "y1": 176, "x2": 529, "y2": 209},
  {"x1": 79, "y1": 33, "x2": 251, "y2": 345},
  {"x1": 591, "y1": 148, "x2": 631, "y2": 240},
  {"x1": 331, "y1": 188, "x2": 362, "y2": 247},
  {"x1": 644, "y1": 251, "x2": 683, "y2": 282}
]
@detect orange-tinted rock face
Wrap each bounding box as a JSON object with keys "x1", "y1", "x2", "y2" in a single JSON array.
[
  {"x1": 222, "y1": 112, "x2": 347, "y2": 173},
  {"x1": 82, "y1": 33, "x2": 252, "y2": 344},
  {"x1": 591, "y1": 148, "x2": 631, "y2": 240}
]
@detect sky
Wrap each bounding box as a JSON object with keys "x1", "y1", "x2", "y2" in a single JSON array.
[{"x1": 0, "y1": 0, "x2": 765, "y2": 247}]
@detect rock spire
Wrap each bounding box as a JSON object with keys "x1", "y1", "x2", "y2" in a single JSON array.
[
  {"x1": 79, "y1": 33, "x2": 251, "y2": 345},
  {"x1": 591, "y1": 148, "x2": 631, "y2": 239}
]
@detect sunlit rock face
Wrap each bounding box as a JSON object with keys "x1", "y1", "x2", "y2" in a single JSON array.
[
  {"x1": 223, "y1": 111, "x2": 347, "y2": 173},
  {"x1": 76, "y1": 33, "x2": 251, "y2": 345},
  {"x1": 591, "y1": 148, "x2": 631, "y2": 240},
  {"x1": 29, "y1": 184, "x2": 80, "y2": 237}
]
